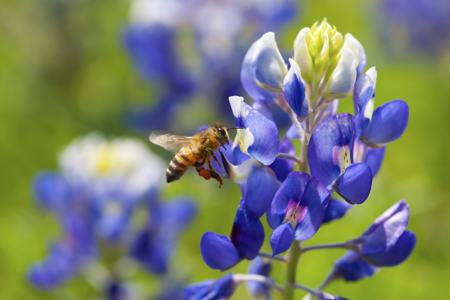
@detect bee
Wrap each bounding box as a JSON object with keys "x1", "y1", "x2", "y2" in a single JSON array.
[{"x1": 149, "y1": 124, "x2": 232, "y2": 187}]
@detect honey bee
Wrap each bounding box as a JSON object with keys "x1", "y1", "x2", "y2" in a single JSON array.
[{"x1": 149, "y1": 124, "x2": 232, "y2": 187}]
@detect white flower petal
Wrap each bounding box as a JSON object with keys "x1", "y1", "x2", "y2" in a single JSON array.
[
  {"x1": 293, "y1": 28, "x2": 312, "y2": 76},
  {"x1": 327, "y1": 48, "x2": 357, "y2": 98}
]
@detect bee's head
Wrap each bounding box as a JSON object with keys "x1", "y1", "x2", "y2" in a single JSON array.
[{"x1": 212, "y1": 123, "x2": 230, "y2": 145}]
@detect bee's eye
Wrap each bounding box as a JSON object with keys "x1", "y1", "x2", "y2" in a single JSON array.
[{"x1": 218, "y1": 128, "x2": 226, "y2": 136}]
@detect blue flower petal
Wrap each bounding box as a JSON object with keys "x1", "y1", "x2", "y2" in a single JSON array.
[
  {"x1": 283, "y1": 59, "x2": 308, "y2": 118},
  {"x1": 127, "y1": 93, "x2": 188, "y2": 132},
  {"x1": 334, "y1": 163, "x2": 373, "y2": 205},
  {"x1": 231, "y1": 205, "x2": 265, "y2": 260},
  {"x1": 365, "y1": 146, "x2": 386, "y2": 176},
  {"x1": 308, "y1": 114, "x2": 356, "y2": 186},
  {"x1": 124, "y1": 24, "x2": 172, "y2": 79},
  {"x1": 155, "y1": 197, "x2": 197, "y2": 238},
  {"x1": 361, "y1": 100, "x2": 409, "y2": 146},
  {"x1": 243, "y1": 166, "x2": 279, "y2": 217},
  {"x1": 200, "y1": 232, "x2": 241, "y2": 271},
  {"x1": 333, "y1": 251, "x2": 376, "y2": 282},
  {"x1": 229, "y1": 96, "x2": 280, "y2": 165},
  {"x1": 184, "y1": 274, "x2": 236, "y2": 300},
  {"x1": 105, "y1": 281, "x2": 127, "y2": 300},
  {"x1": 269, "y1": 138, "x2": 296, "y2": 182},
  {"x1": 241, "y1": 32, "x2": 287, "y2": 103},
  {"x1": 363, "y1": 230, "x2": 416, "y2": 267},
  {"x1": 130, "y1": 229, "x2": 170, "y2": 274},
  {"x1": 353, "y1": 67, "x2": 376, "y2": 116},
  {"x1": 270, "y1": 223, "x2": 294, "y2": 255},
  {"x1": 323, "y1": 198, "x2": 352, "y2": 223},
  {"x1": 269, "y1": 172, "x2": 310, "y2": 228},
  {"x1": 124, "y1": 24, "x2": 185, "y2": 82},
  {"x1": 131, "y1": 198, "x2": 196, "y2": 274},
  {"x1": 295, "y1": 178, "x2": 330, "y2": 241},
  {"x1": 28, "y1": 244, "x2": 76, "y2": 289},
  {"x1": 97, "y1": 200, "x2": 132, "y2": 241},
  {"x1": 361, "y1": 200, "x2": 409, "y2": 253},
  {"x1": 210, "y1": 274, "x2": 237, "y2": 299},
  {"x1": 33, "y1": 172, "x2": 71, "y2": 210}
]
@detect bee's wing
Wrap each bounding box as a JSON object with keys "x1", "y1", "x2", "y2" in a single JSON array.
[{"x1": 149, "y1": 132, "x2": 193, "y2": 153}]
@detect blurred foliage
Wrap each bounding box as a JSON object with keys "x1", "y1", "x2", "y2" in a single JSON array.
[{"x1": 0, "y1": 0, "x2": 449, "y2": 299}]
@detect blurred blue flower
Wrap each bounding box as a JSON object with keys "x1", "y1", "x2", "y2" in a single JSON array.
[
  {"x1": 29, "y1": 134, "x2": 197, "y2": 295},
  {"x1": 105, "y1": 280, "x2": 128, "y2": 300},
  {"x1": 379, "y1": 0, "x2": 450, "y2": 57},
  {"x1": 124, "y1": 0, "x2": 298, "y2": 131},
  {"x1": 28, "y1": 214, "x2": 96, "y2": 289},
  {"x1": 130, "y1": 197, "x2": 197, "y2": 274}
]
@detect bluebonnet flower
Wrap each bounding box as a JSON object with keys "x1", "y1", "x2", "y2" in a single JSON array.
[
  {"x1": 241, "y1": 19, "x2": 365, "y2": 112},
  {"x1": 269, "y1": 172, "x2": 330, "y2": 255},
  {"x1": 379, "y1": 0, "x2": 450, "y2": 57},
  {"x1": 354, "y1": 200, "x2": 416, "y2": 267},
  {"x1": 124, "y1": 0, "x2": 298, "y2": 131},
  {"x1": 322, "y1": 200, "x2": 415, "y2": 289},
  {"x1": 308, "y1": 113, "x2": 373, "y2": 205},
  {"x1": 130, "y1": 197, "x2": 197, "y2": 274},
  {"x1": 174, "y1": 19, "x2": 414, "y2": 300},
  {"x1": 29, "y1": 134, "x2": 196, "y2": 298}
]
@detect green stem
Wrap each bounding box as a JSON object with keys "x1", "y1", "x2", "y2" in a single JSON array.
[
  {"x1": 282, "y1": 242, "x2": 301, "y2": 300},
  {"x1": 258, "y1": 252, "x2": 287, "y2": 263},
  {"x1": 300, "y1": 241, "x2": 355, "y2": 254}
]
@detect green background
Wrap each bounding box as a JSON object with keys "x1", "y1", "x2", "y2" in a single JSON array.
[{"x1": 0, "y1": 0, "x2": 449, "y2": 299}]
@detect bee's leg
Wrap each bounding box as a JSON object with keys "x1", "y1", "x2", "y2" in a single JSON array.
[
  {"x1": 219, "y1": 151, "x2": 231, "y2": 178},
  {"x1": 195, "y1": 165, "x2": 223, "y2": 187},
  {"x1": 196, "y1": 165, "x2": 212, "y2": 180}
]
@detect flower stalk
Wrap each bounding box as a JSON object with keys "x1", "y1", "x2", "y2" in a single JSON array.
[{"x1": 283, "y1": 241, "x2": 302, "y2": 300}]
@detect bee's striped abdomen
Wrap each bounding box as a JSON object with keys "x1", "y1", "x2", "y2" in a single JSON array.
[{"x1": 166, "y1": 152, "x2": 193, "y2": 183}]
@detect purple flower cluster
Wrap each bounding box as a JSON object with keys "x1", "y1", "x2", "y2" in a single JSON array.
[
  {"x1": 28, "y1": 134, "x2": 197, "y2": 298},
  {"x1": 123, "y1": 0, "x2": 298, "y2": 131},
  {"x1": 186, "y1": 20, "x2": 415, "y2": 299}
]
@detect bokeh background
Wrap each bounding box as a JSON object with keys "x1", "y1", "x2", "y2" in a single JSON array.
[{"x1": 1, "y1": 0, "x2": 449, "y2": 299}]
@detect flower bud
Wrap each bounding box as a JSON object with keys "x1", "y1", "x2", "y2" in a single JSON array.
[{"x1": 293, "y1": 19, "x2": 363, "y2": 102}]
